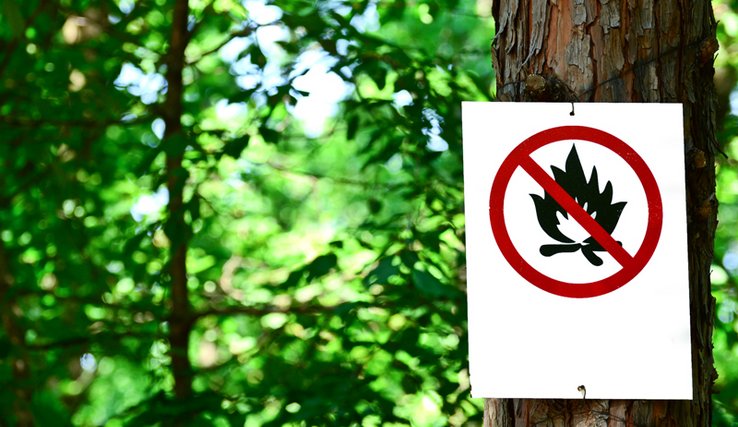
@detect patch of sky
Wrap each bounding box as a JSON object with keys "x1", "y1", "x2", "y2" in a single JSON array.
[
  {"x1": 121, "y1": 113, "x2": 138, "y2": 123},
  {"x1": 236, "y1": 74, "x2": 260, "y2": 91},
  {"x1": 290, "y1": 49, "x2": 353, "y2": 137},
  {"x1": 115, "y1": 63, "x2": 166, "y2": 105},
  {"x1": 257, "y1": 25, "x2": 290, "y2": 89},
  {"x1": 243, "y1": 0, "x2": 283, "y2": 25},
  {"x1": 422, "y1": 108, "x2": 449, "y2": 152},
  {"x1": 230, "y1": 52, "x2": 261, "y2": 90},
  {"x1": 152, "y1": 118, "x2": 165, "y2": 139},
  {"x1": 724, "y1": 246, "x2": 738, "y2": 273},
  {"x1": 393, "y1": 90, "x2": 413, "y2": 108},
  {"x1": 314, "y1": 0, "x2": 352, "y2": 16},
  {"x1": 215, "y1": 99, "x2": 248, "y2": 121},
  {"x1": 112, "y1": 0, "x2": 373, "y2": 141},
  {"x1": 131, "y1": 187, "x2": 169, "y2": 222},
  {"x1": 336, "y1": 39, "x2": 350, "y2": 56},
  {"x1": 223, "y1": 24, "x2": 288, "y2": 92},
  {"x1": 238, "y1": 0, "x2": 375, "y2": 137},
  {"x1": 717, "y1": 299, "x2": 736, "y2": 324},
  {"x1": 208, "y1": 1, "x2": 373, "y2": 139},
  {"x1": 226, "y1": 158, "x2": 255, "y2": 188},
  {"x1": 118, "y1": 0, "x2": 134, "y2": 14},
  {"x1": 219, "y1": 37, "x2": 250, "y2": 64},
  {"x1": 350, "y1": 1, "x2": 380, "y2": 33},
  {"x1": 80, "y1": 353, "x2": 97, "y2": 373},
  {"x1": 386, "y1": 153, "x2": 403, "y2": 173}
]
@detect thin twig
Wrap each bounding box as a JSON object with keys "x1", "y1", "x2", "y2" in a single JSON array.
[
  {"x1": 0, "y1": 114, "x2": 150, "y2": 128},
  {"x1": 193, "y1": 301, "x2": 368, "y2": 321},
  {"x1": 186, "y1": 26, "x2": 260, "y2": 65}
]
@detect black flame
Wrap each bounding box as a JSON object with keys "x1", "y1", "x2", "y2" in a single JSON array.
[{"x1": 530, "y1": 144, "x2": 627, "y2": 266}]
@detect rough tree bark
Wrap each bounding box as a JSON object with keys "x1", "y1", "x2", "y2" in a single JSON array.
[{"x1": 487, "y1": 1, "x2": 718, "y2": 426}]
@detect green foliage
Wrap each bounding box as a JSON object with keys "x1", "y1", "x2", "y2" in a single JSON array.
[
  {"x1": 715, "y1": 1, "x2": 738, "y2": 421},
  {"x1": 0, "y1": 0, "x2": 491, "y2": 425}
]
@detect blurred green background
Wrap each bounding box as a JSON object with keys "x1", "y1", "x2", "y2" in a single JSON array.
[{"x1": 0, "y1": 0, "x2": 736, "y2": 425}]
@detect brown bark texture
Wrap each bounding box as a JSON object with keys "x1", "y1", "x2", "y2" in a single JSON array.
[{"x1": 488, "y1": 0, "x2": 719, "y2": 426}]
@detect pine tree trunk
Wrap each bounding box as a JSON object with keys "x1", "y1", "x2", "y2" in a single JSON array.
[
  {"x1": 487, "y1": 1, "x2": 718, "y2": 425},
  {"x1": 163, "y1": 0, "x2": 194, "y2": 405},
  {"x1": 0, "y1": 240, "x2": 34, "y2": 426}
]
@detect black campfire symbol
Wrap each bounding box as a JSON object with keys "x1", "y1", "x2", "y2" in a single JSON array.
[{"x1": 530, "y1": 144, "x2": 627, "y2": 266}]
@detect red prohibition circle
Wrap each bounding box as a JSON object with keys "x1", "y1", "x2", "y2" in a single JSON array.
[{"x1": 489, "y1": 126, "x2": 663, "y2": 298}]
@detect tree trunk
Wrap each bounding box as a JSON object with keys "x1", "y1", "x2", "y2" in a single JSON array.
[
  {"x1": 487, "y1": 1, "x2": 718, "y2": 425},
  {"x1": 163, "y1": 0, "x2": 194, "y2": 405},
  {"x1": 0, "y1": 240, "x2": 34, "y2": 427}
]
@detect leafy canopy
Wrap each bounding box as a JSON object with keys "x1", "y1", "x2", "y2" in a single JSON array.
[{"x1": 0, "y1": 0, "x2": 491, "y2": 425}]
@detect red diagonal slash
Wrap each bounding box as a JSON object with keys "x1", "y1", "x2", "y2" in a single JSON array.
[{"x1": 519, "y1": 155, "x2": 633, "y2": 267}]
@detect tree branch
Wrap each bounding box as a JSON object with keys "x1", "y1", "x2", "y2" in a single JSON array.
[
  {"x1": 193, "y1": 302, "x2": 357, "y2": 321},
  {"x1": 24, "y1": 331, "x2": 162, "y2": 351},
  {"x1": 186, "y1": 26, "x2": 255, "y2": 65},
  {"x1": 0, "y1": 240, "x2": 34, "y2": 426},
  {"x1": 0, "y1": 114, "x2": 149, "y2": 128}
]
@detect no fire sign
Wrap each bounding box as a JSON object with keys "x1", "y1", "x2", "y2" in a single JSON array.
[{"x1": 462, "y1": 103, "x2": 692, "y2": 400}]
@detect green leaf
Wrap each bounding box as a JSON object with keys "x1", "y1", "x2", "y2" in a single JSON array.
[
  {"x1": 411, "y1": 269, "x2": 447, "y2": 297},
  {"x1": 251, "y1": 46, "x2": 267, "y2": 68},
  {"x1": 306, "y1": 253, "x2": 338, "y2": 281},
  {"x1": 364, "y1": 257, "x2": 398, "y2": 285},
  {"x1": 31, "y1": 391, "x2": 71, "y2": 427},
  {"x1": 221, "y1": 134, "x2": 250, "y2": 158},
  {"x1": 259, "y1": 126, "x2": 279, "y2": 143},
  {"x1": 346, "y1": 114, "x2": 360, "y2": 140}
]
